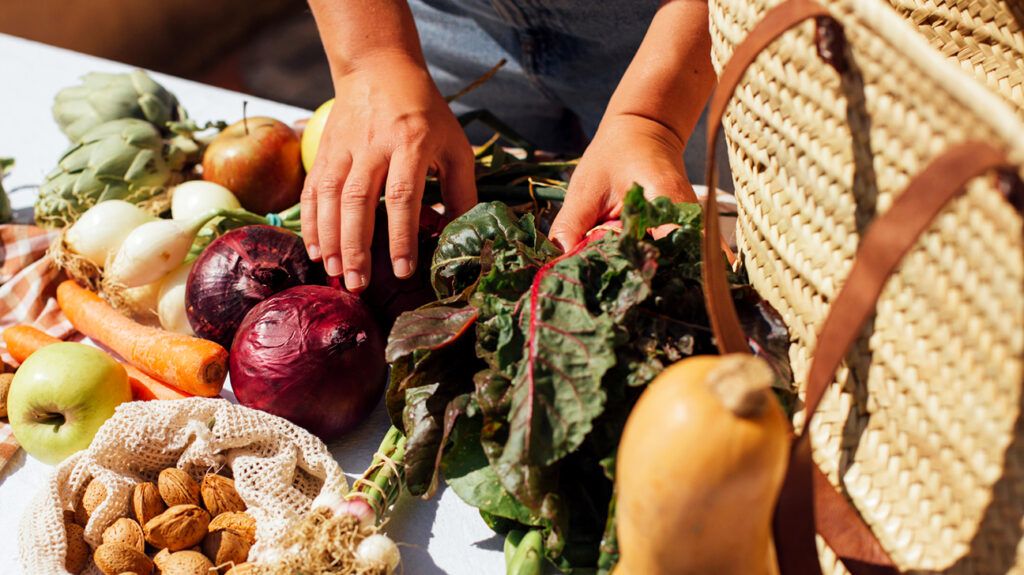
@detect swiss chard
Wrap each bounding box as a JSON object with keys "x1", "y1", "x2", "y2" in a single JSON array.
[{"x1": 386, "y1": 185, "x2": 791, "y2": 571}]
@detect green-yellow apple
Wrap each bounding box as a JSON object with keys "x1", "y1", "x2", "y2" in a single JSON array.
[
  {"x1": 8, "y1": 343, "x2": 131, "y2": 464},
  {"x1": 301, "y1": 99, "x2": 334, "y2": 173},
  {"x1": 202, "y1": 116, "x2": 304, "y2": 215}
]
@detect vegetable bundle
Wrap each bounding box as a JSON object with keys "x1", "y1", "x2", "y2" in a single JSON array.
[{"x1": 384, "y1": 186, "x2": 790, "y2": 571}]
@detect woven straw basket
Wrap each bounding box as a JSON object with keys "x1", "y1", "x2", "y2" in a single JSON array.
[{"x1": 703, "y1": 0, "x2": 1024, "y2": 573}]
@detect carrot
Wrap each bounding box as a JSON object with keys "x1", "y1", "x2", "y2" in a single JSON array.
[
  {"x1": 2, "y1": 324, "x2": 193, "y2": 401},
  {"x1": 55, "y1": 281, "x2": 227, "y2": 397}
]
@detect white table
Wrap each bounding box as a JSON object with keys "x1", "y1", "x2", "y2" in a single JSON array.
[{"x1": 0, "y1": 33, "x2": 506, "y2": 574}]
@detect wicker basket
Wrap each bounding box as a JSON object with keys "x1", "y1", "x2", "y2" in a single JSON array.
[
  {"x1": 887, "y1": 0, "x2": 1024, "y2": 115},
  {"x1": 704, "y1": 0, "x2": 1024, "y2": 573}
]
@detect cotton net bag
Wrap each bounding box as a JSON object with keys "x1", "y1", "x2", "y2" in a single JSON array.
[{"x1": 19, "y1": 397, "x2": 348, "y2": 574}]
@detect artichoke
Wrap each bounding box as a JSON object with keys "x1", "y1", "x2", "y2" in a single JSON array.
[
  {"x1": 0, "y1": 158, "x2": 12, "y2": 224},
  {"x1": 35, "y1": 119, "x2": 186, "y2": 229},
  {"x1": 53, "y1": 70, "x2": 184, "y2": 141}
]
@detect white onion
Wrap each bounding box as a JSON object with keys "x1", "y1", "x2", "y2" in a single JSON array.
[
  {"x1": 355, "y1": 534, "x2": 400, "y2": 574},
  {"x1": 157, "y1": 262, "x2": 194, "y2": 335},
  {"x1": 107, "y1": 215, "x2": 208, "y2": 288},
  {"x1": 121, "y1": 281, "x2": 162, "y2": 324},
  {"x1": 64, "y1": 200, "x2": 156, "y2": 268},
  {"x1": 171, "y1": 180, "x2": 241, "y2": 220}
]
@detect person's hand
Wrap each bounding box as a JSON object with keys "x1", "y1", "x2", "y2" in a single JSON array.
[
  {"x1": 301, "y1": 53, "x2": 477, "y2": 291},
  {"x1": 549, "y1": 115, "x2": 698, "y2": 252}
]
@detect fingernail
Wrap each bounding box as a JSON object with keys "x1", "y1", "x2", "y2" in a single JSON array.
[
  {"x1": 345, "y1": 270, "x2": 365, "y2": 291},
  {"x1": 326, "y1": 256, "x2": 342, "y2": 277},
  {"x1": 392, "y1": 257, "x2": 413, "y2": 279},
  {"x1": 308, "y1": 244, "x2": 321, "y2": 261}
]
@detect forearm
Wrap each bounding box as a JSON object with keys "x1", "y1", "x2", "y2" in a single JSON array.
[
  {"x1": 308, "y1": 0, "x2": 427, "y2": 81},
  {"x1": 603, "y1": 0, "x2": 716, "y2": 148}
]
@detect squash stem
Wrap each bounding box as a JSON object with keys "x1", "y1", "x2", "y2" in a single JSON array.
[{"x1": 706, "y1": 355, "x2": 776, "y2": 417}]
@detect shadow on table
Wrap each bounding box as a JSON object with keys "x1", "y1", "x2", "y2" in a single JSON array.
[{"x1": 386, "y1": 488, "x2": 445, "y2": 574}]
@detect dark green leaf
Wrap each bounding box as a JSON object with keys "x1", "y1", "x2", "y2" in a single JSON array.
[
  {"x1": 384, "y1": 305, "x2": 479, "y2": 363},
  {"x1": 442, "y1": 415, "x2": 544, "y2": 526}
]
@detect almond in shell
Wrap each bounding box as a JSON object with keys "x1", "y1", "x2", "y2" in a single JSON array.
[
  {"x1": 102, "y1": 517, "x2": 145, "y2": 553},
  {"x1": 208, "y1": 511, "x2": 256, "y2": 545},
  {"x1": 203, "y1": 529, "x2": 251, "y2": 568},
  {"x1": 64, "y1": 522, "x2": 89, "y2": 575},
  {"x1": 133, "y1": 481, "x2": 166, "y2": 525},
  {"x1": 93, "y1": 542, "x2": 154, "y2": 575},
  {"x1": 201, "y1": 474, "x2": 246, "y2": 517},
  {"x1": 75, "y1": 479, "x2": 106, "y2": 526},
  {"x1": 144, "y1": 504, "x2": 210, "y2": 551},
  {"x1": 159, "y1": 468, "x2": 201, "y2": 507},
  {"x1": 159, "y1": 550, "x2": 214, "y2": 575}
]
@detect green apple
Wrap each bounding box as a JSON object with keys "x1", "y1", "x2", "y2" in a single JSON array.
[
  {"x1": 8, "y1": 343, "x2": 131, "y2": 464},
  {"x1": 301, "y1": 98, "x2": 334, "y2": 172}
]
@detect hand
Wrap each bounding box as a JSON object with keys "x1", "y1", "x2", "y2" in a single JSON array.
[
  {"x1": 301, "y1": 53, "x2": 477, "y2": 291},
  {"x1": 549, "y1": 113, "x2": 698, "y2": 251}
]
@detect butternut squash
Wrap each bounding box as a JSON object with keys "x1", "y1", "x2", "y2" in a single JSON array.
[{"x1": 614, "y1": 354, "x2": 789, "y2": 575}]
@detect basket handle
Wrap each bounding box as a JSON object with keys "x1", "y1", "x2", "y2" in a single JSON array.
[{"x1": 702, "y1": 1, "x2": 1023, "y2": 573}]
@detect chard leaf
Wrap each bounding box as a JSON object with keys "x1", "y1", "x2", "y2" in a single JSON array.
[
  {"x1": 620, "y1": 183, "x2": 702, "y2": 239},
  {"x1": 500, "y1": 230, "x2": 624, "y2": 470},
  {"x1": 385, "y1": 304, "x2": 479, "y2": 363},
  {"x1": 402, "y1": 388, "x2": 476, "y2": 497},
  {"x1": 442, "y1": 414, "x2": 544, "y2": 527},
  {"x1": 430, "y1": 202, "x2": 558, "y2": 299}
]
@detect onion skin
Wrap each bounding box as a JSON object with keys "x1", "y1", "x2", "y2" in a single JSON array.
[
  {"x1": 229, "y1": 285, "x2": 387, "y2": 440},
  {"x1": 186, "y1": 225, "x2": 323, "y2": 347}
]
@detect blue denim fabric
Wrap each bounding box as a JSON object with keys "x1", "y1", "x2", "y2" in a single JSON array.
[{"x1": 409, "y1": 0, "x2": 660, "y2": 153}]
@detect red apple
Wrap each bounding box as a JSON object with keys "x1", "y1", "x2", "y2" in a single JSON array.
[{"x1": 202, "y1": 116, "x2": 304, "y2": 215}]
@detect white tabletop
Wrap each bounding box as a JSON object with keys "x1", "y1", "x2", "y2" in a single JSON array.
[{"x1": 0, "y1": 33, "x2": 506, "y2": 574}]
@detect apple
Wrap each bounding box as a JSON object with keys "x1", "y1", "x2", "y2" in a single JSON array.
[
  {"x1": 7, "y1": 343, "x2": 131, "y2": 464},
  {"x1": 301, "y1": 99, "x2": 334, "y2": 172},
  {"x1": 202, "y1": 116, "x2": 304, "y2": 215}
]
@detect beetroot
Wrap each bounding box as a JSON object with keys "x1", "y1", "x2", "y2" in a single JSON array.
[
  {"x1": 186, "y1": 225, "x2": 323, "y2": 348},
  {"x1": 229, "y1": 285, "x2": 386, "y2": 440}
]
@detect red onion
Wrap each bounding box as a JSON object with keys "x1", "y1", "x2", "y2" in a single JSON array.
[
  {"x1": 229, "y1": 285, "x2": 387, "y2": 440},
  {"x1": 186, "y1": 225, "x2": 323, "y2": 348}
]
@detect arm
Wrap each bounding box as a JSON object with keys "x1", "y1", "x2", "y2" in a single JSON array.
[
  {"x1": 549, "y1": 0, "x2": 716, "y2": 249},
  {"x1": 303, "y1": 0, "x2": 476, "y2": 291}
]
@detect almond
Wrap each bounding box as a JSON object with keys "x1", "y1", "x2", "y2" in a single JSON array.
[
  {"x1": 144, "y1": 504, "x2": 210, "y2": 551},
  {"x1": 159, "y1": 468, "x2": 201, "y2": 508},
  {"x1": 152, "y1": 547, "x2": 172, "y2": 570},
  {"x1": 0, "y1": 373, "x2": 13, "y2": 418},
  {"x1": 93, "y1": 542, "x2": 154, "y2": 575},
  {"x1": 102, "y1": 517, "x2": 145, "y2": 553},
  {"x1": 203, "y1": 529, "x2": 251, "y2": 568},
  {"x1": 225, "y1": 564, "x2": 260, "y2": 575},
  {"x1": 75, "y1": 479, "x2": 106, "y2": 526},
  {"x1": 208, "y1": 511, "x2": 256, "y2": 545},
  {"x1": 159, "y1": 550, "x2": 214, "y2": 575},
  {"x1": 200, "y1": 474, "x2": 246, "y2": 517},
  {"x1": 133, "y1": 481, "x2": 167, "y2": 526},
  {"x1": 64, "y1": 522, "x2": 89, "y2": 575}
]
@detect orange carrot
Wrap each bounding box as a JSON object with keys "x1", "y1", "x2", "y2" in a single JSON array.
[
  {"x1": 56, "y1": 281, "x2": 227, "y2": 397},
  {"x1": 2, "y1": 324, "x2": 193, "y2": 401}
]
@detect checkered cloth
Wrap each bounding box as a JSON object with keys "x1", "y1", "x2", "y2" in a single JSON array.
[{"x1": 0, "y1": 224, "x2": 76, "y2": 476}]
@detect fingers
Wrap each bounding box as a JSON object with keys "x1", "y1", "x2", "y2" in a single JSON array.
[
  {"x1": 312, "y1": 156, "x2": 353, "y2": 278},
  {"x1": 440, "y1": 145, "x2": 478, "y2": 219},
  {"x1": 384, "y1": 146, "x2": 430, "y2": 279},
  {"x1": 549, "y1": 176, "x2": 606, "y2": 252},
  {"x1": 340, "y1": 157, "x2": 387, "y2": 292}
]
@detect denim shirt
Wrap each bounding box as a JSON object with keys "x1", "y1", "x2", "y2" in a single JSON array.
[{"x1": 410, "y1": 0, "x2": 661, "y2": 151}]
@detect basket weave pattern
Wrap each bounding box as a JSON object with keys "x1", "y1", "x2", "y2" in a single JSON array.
[{"x1": 709, "y1": 0, "x2": 1024, "y2": 572}]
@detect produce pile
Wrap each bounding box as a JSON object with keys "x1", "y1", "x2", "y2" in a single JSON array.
[{"x1": 2, "y1": 68, "x2": 796, "y2": 575}]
